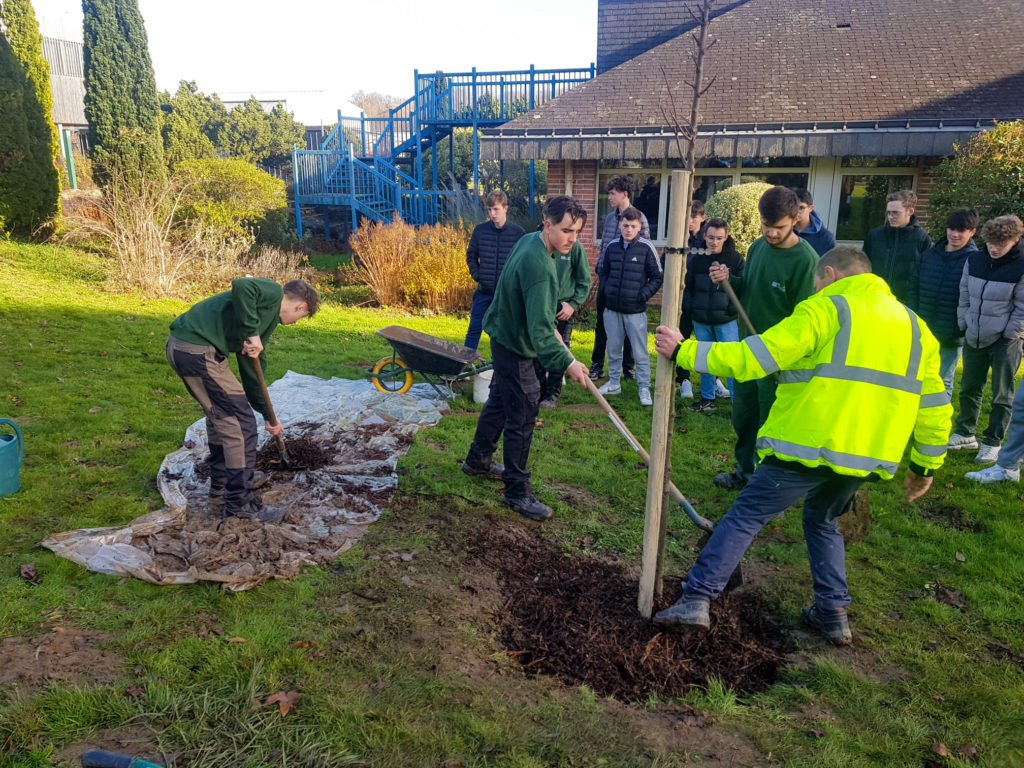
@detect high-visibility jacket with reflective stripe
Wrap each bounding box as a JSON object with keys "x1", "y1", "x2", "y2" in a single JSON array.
[{"x1": 676, "y1": 272, "x2": 952, "y2": 479}]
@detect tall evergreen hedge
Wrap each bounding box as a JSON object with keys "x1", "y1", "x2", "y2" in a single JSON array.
[
  {"x1": 82, "y1": 0, "x2": 164, "y2": 187},
  {"x1": 0, "y1": 0, "x2": 60, "y2": 234}
]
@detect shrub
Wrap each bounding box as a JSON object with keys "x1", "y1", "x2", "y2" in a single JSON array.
[
  {"x1": 928, "y1": 121, "x2": 1024, "y2": 240},
  {"x1": 237, "y1": 245, "x2": 318, "y2": 286},
  {"x1": 350, "y1": 219, "x2": 473, "y2": 311},
  {"x1": 173, "y1": 158, "x2": 286, "y2": 248},
  {"x1": 704, "y1": 182, "x2": 774, "y2": 255}
]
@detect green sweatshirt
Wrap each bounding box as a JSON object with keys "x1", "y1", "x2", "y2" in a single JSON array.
[
  {"x1": 483, "y1": 232, "x2": 574, "y2": 373},
  {"x1": 554, "y1": 241, "x2": 592, "y2": 309},
  {"x1": 169, "y1": 277, "x2": 284, "y2": 417},
  {"x1": 730, "y1": 237, "x2": 818, "y2": 332}
]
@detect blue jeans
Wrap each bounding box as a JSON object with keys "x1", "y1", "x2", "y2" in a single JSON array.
[
  {"x1": 464, "y1": 289, "x2": 493, "y2": 350},
  {"x1": 692, "y1": 320, "x2": 739, "y2": 399},
  {"x1": 938, "y1": 343, "x2": 963, "y2": 400},
  {"x1": 684, "y1": 460, "x2": 865, "y2": 610},
  {"x1": 997, "y1": 380, "x2": 1024, "y2": 469}
]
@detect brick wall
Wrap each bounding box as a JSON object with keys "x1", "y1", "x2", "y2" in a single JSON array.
[{"x1": 914, "y1": 157, "x2": 943, "y2": 231}]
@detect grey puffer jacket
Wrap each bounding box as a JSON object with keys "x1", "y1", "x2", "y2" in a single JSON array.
[{"x1": 957, "y1": 240, "x2": 1024, "y2": 348}]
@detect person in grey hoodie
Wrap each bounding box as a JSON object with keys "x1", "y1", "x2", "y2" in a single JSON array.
[
  {"x1": 863, "y1": 189, "x2": 932, "y2": 303},
  {"x1": 793, "y1": 189, "x2": 836, "y2": 256},
  {"x1": 948, "y1": 215, "x2": 1024, "y2": 463},
  {"x1": 906, "y1": 208, "x2": 980, "y2": 397}
]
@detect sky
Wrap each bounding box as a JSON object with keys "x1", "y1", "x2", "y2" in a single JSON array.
[{"x1": 31, "y1": 0, "x2": 598, "y2": 125}]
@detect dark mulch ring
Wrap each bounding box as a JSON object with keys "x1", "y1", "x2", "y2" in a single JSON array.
[
  {"x1": 255, "y1": 436, "x2": 334, "y2": 471},
  {"x1": 474, "y1": 523, "x2": 788, "y2": 702}
]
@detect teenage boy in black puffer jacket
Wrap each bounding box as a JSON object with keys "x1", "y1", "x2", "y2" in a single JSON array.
[
  {"x1": 464, "y1": 190, "x2": 526, "y2": 350},
  {"x1": 863, "y1": 189, "x2": 932, "y2": 304},
  {"x1": 906, "y1": 208, "x2": 979, "y2": 397},
  {"x1": 682, "y1": 218, "x2": 745, "y2": 412},
  {"x1": 596, "y1": 207, "x2": 663, "y2": 406}
]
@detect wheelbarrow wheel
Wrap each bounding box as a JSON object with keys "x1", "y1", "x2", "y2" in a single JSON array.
[{"x1": 371, "y1": 357, "x2": 414, "y2": 394}]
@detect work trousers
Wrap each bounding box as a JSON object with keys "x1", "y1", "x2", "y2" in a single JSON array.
[
  {"x1": 731, "y1": 376, "x2": 778, "y2": 479},
  {"x1": 684, "y1": 460, "x2": 865, "y2": 610},
  {"x1": 464, "y1": 289, "x2": 494, "y2": 350},
  {"x1": 604, "y1": 309, "x2": 651, "y2": 388},
  {"x1": 540, "y1": 318, "x2": 574, "y2": 402},
  {"x1": 954, "y1": 337, "x2": 1023, "y2": 447},
  {"x1": 466, "y1": 340, "x2": 544, "y2": 500},
  {"x1": 166, "y1": 336, "x2": 258, "y2": 511},
  {"x1": 591, "y1": 286, "x2": 634, "y2": 373}
]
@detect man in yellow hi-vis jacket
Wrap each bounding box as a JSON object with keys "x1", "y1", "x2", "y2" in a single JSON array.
[{"x1": 652, "y1": 246, "x2": 952, "y2": 644}]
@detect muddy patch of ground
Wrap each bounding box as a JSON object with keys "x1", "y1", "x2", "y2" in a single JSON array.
[
  {"x1": 918, "y1": 502, "x2": 986, "y2": 533},
  {"x1": 255, "y1": 435, "x2": 334, "y2": 471},
  {"x1": 472, "y1": 524, "x2": 787, "y2": 701},
  {"x1": 0, "y1": 624, "x2": 123, "y2": 693},
  {"x1": 545, "y1": 481, "x2": 609, "y2": 512}
]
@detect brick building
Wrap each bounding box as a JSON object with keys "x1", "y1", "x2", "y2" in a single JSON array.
[{"x1": 481, "y1": 0, "x2": 1024, "y2": 270}]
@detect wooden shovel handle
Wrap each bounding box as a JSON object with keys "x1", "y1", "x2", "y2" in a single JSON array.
[{"x1": 249, "y1": 356, "x2": 288, "y2": 457}]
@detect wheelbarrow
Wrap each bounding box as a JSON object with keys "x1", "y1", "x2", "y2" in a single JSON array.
[{"x1": 367, "y1": 325, "x2": 492, "y2": 397}]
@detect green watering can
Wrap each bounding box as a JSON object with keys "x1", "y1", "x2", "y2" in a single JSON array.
[{"x1": 0, "y1": 418, "x2": 24, "y2": 499}]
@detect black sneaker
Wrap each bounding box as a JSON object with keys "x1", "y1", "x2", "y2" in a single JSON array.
[
  {"x1": 588, "y1": 364, "x2": 604, "y2": 381},
  {"x1": 653, "y1": 593, "x2": 711, "y2": 630},
  {"x1": 713, "y1": 470, "x2": 748, "y2": 490},
  {"x1": 501, "y1": 495, "x2": 554, "y2": 521},
  {"x1": 689, "y1": 398, "x2": 717, "y2": 412},
  {"x1": 623, "y1": 368, "x2": 636, "y2": 381},
  {"x1": 227, "y1": 500, "x2": 285, "y2": 523},
  {"x1": 538, "y1": 397, "x2": 558, "y2": 410},
  {"x1": 802, "y1": 603, "x2": 852, "y2": 645},
  {"x1": 461, "y1": 457, "x2": 504, "y2": 480}
]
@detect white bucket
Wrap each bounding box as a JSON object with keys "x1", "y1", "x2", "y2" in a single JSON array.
[{"x1": 473, "y1": 370, "x2": 493, "y2": 404}]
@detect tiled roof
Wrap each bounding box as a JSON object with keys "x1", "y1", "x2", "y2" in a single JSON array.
[{"x1": 500, "y1": 0, "x2": 1024, "y2": 132}]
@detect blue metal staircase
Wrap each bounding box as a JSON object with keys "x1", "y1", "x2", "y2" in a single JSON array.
[{"x1": 292, "y1": 65, "x2": 595, "y2": 236}]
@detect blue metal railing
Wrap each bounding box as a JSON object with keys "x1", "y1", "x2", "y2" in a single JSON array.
[{"x1": 294, "y1": 64, "x2": 595, "y2": 233}]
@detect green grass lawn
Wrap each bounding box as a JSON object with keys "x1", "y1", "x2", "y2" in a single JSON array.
[{"x1": 1, "y1": 240, "x2": 1023, "y2": 767}]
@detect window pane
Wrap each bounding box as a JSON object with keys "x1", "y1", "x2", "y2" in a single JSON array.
[
  {"x1": 841, "y1": 156, "x2": 918, "y2": 168},
  {"x1": 739, "y1": 172, "x2": 809, "y2": 188},
  {"x1": 693, "y1": 175, "x2": 733, "y2": 202},
  {"x1": 835, "y1": 175, "x2": 915, "y2": 241},
  {"x1": 741, "y1": 156, "x2": 810, "y2": 168}
]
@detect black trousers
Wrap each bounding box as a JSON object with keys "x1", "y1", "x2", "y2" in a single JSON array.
[
  {"x1": 540, "y1": 318, "x2": 574, "y2": 401},
  {"x1": 591, "y1": 286, "x2": 634, "y2": 372},
  {"x1": 467, "y1": 340, "x2": 544, "y2": 500}
]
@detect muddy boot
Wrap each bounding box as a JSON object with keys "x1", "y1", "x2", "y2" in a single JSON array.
[
  {"x1": 653, "y1": 593, "x2": 711, "y2": 631},
  {"x1": 802, "y1": 604, "x2": 852, "y2": 645},
  {"x1": 461, "y1": 455, "x2": 505, "y2": 480},
  {"x1": 501, "y1": 495, "x2": 553, "y2": 521},
  {"x1": 209, "y1": 471, "x2": 266, "y2": 514},
  {"x1": 226, "y1": 499, "x2": 285, "y2": 523}
]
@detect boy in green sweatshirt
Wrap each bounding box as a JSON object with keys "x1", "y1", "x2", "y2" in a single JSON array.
[
  {"x1": 462, "y1": 196, "x2": 591, "y2": 521},
  {"x1": 707, "y1": 186, "x2": 819, "y2": 489},
  {"x1": 167, "y1": 278, "x2": 320, "y2": 521}
]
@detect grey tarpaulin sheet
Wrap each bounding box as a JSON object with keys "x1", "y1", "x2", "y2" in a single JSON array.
[{"x1": 41, "y1": 372, "x2": 449, "y2": 590}]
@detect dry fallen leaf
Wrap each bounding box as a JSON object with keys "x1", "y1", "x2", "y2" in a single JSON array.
[
  {"x1": 945, "y1": 482, "x2": 955, "y2": 489},
  {"x1": 293, "y1": 640, "x2": 313, "y2": 648},
  {"x1": 20, "y1": 564, "x2": 36, "y2": 580},
  {"x1": 265, "y1": 690, "x2": 301, "y2": 716},
  {"x1": 88, "y1": 406, "x2": 101, "y2": 413},
  {"x1": 955, "y1": 551, "x2": 966, "y2": 562},
  {"x1": 124, "y1": 685, "x2": 145, "y2": 698},
  {"x1": 226, "y1": 636, "x2": 247, "y2": 643},
  {"x1": 932, "y1": 743, "x2": 950, "y2": 757}
]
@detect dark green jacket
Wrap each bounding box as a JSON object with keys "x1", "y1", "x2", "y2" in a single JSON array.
[
  {"x1": 483, "y1": 232, "x2": 574, "y2": 372},
  {"x1": 729, "y1": 237, "x2": 818, "y2": 333},
  {"x1": 554, "y1": 241, "x2": 592, "y2": 310},
  {"x1": 169, "y1": 278, "x2": 284, "y2": 417},
  {"x1": 863, "y1": 216, "x2": 932, "y2": 304}
]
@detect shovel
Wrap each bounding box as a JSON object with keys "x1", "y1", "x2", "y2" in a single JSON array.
[{"x1": 249, "y1": 356, "x2": 290, "y2": 466}]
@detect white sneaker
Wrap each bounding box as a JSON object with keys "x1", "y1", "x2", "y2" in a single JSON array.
[
  {"x1": 679, "y1": 380, "x2": 693, "y2": 398},
  {"x1": 947, "y1": 433, "x2": 978, "y2": 450},
  {"x1": 715, "y1": 378, "x2": 730, "y2": 398},
  {"x1": 639, "y1": 388, "x2": 652, "y2": 406},
  {"x1": 975, "y1": 443, "x2": 1001, "y2": 464},
  {"x1": 597, "y1": 381, "x2": 621, "y2": 396},
  {"x1": 965, "y1": 464, "x2": 1020, "y2": 483}
]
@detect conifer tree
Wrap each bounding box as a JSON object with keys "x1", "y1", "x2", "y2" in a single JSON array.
[
  {"x1": 0, "y1": 0, "x2": 60, "y2": 233},
  {"x1": 82, "y1": 0, "x2": 164, "y2": 186}
]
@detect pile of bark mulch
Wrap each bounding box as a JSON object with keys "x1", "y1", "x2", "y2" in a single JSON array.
[{"x1": 474, "y1": 523, "x2": 787, "y2": 701}]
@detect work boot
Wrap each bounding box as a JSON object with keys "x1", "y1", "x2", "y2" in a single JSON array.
[
  {"x1": 501, "y1": 495, "x2": 554, "y2": 521},
  {"x1": 208, "y1": 471, "x2": 267, "y2": 513},
  {"x1": 713, "y1": 470, "x2": 747, "y2": 490},
  {"x1": 461, "y1": 456, "x2": 504, "y2": 480},
  {"x1": 226, "y1": 499, "x2": 286, "y2": 523},
  {"x1": 653, "y1": 593, "x2": 711, "y2": 631},
  {"x1": 802, "y1": 603, "x2": 852, "y2": 646}
]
